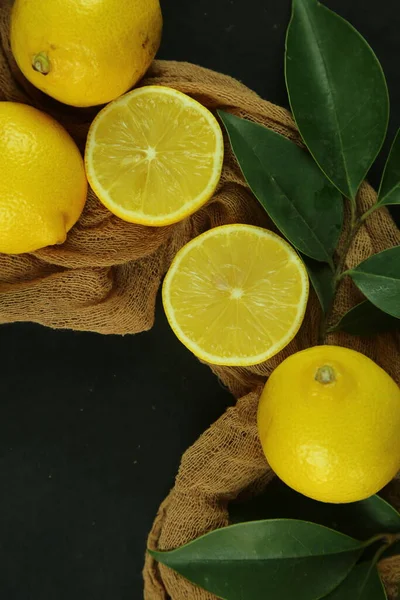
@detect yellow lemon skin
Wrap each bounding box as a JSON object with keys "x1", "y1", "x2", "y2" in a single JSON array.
[
  {"x1": 0, "y1": 102, "x2": 87, "y2": 255},
  {"x1": 258, "y1": 345, "x2": 400, "y2": 504},
  {"x1": 10, "y1": 0, "x2": 162, "y2": 107}
]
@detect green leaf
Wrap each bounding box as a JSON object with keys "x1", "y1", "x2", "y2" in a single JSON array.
[
  {"x1": 331, "y1": 300, "x2": 400, "y2": 336},
  {"x1": 150, "y1": 519, "x2": 364, "y2": 600},
  {"x1": 356, "y1": 495, "x2": 400, "y2": 536},
  {"x1": 354, "y1": 495, "x2": 400, "y2": 558},
  {"x1": 218, "y1": 110, "x2": 343, "y2": 264},
  {"x1": 324, "y1": 560, "x2": 387, "y2": 600},
  {"x1": 285, "y1": 0, "x2": 389, "y2": 200},
  {"x1": 348, "y1": 247, "x2": 400, "y2": 318},
  {"x1": 303, "y1": 255, "x2": 334, "y2": 314},
  {"x1": 377, "y1": 130, "x2": 400, "y2": 207},
  {"x1": 229, "y1": 480, "x2": 400, "y2": 558}
]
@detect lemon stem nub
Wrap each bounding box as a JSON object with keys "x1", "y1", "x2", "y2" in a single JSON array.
[
  {"x1": 32, "y1": 52, "x2": 51, "y2": 75},
  {"x1": 315, "y1": 365, "x2": 336, "y2": 384}
]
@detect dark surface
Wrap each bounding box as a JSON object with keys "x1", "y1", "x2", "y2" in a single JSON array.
[{"x1": 1, "y1": 1, "x2": 399, "y2": 599}]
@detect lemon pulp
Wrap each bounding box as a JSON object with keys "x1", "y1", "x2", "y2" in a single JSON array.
[
  {"x1": 163, "y1": 224, "x2": 309, "y2": 366},
  {"x1": 85, "y1": 86, "x2": 224, "y2": 225}
]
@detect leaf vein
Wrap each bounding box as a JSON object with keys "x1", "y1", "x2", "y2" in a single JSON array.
[{"x1": 298, "y1": 0, "x2": 353, "y2": 197}]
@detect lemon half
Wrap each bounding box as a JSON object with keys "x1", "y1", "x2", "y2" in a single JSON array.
[
  {"x1": 163, "y1": 224, "x2": 309, "y2": 366},
  {"x1": 85, "y1": 86, "x2": 224, "y2": 225}
]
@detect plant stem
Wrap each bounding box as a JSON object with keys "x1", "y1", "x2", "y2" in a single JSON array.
[
  {"x1": 317, "y1": 191, "x2": 385, "y2": 343},
  {"x1": 382, "y1": 532, "x2": 400, "y2": 547},
  {"x1": 318, "y1": 198, "x2": 362, "y2": 343},
  {"x1": 360, "y1": 202, "x2": 381, "y2": 223},
  {"x1": 366, "y1": 532, "x2": 400, "y2": 550},
  {"x1": 370, "y1": 532, "x2": 400, "y2": 566}
]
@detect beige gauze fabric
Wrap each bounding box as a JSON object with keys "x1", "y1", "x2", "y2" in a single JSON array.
[{"x1": 0, "y1": 1, "x2": 399, "y2": 598}]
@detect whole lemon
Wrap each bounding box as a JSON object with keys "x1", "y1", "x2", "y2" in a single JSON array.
[
  {"x1": 258, "y1": 345, "x2": 400, "y2": 503},
  {"x1": 0, "y1": 102, "x2": 87, "y2": 255},
  {"x1": 10, "y1": 0, "x2": 162, "y2": 107}
]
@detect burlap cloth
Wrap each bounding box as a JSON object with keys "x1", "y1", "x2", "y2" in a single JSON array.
[{"x1": 1, "y1": 1, "x2": 400, "y2": 598}]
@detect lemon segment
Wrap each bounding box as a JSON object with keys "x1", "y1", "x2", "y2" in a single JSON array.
[
  {"x1": 163, "y1": 224, "x2": 309, "y2": 366},
  {"x1": 85, "y1": 86, "x2": 224, "y2": 225}
]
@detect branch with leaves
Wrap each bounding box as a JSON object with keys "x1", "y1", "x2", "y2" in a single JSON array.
[
  {"x1": 219, "y1": 0, "x2": 399, "y2": 343},
  {"x1": 150, "y1": 0, "x2": 400, "y2": 597},
  {"x1": 151, "y1": 488, "x2": 400, "y2": 599}
]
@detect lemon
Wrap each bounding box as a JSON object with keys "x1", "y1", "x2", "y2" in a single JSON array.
[
  {"x1": 162, "y1": 224, "x2": 309, "y2": 366},
  {"x1": 10, "y1": 0, "x2": 162, "y2": 107},
  {"x1": 258, "y1": 345, "x2": 400, "y2": 503},
  {"x1": 85, "y1": 86, "x2": 224, "y2": 226},
  {"x1": 0, "y1": 102, "x2": 87, "y2": 255}
]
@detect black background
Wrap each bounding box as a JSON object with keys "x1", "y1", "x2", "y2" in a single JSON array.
[{"x1": 1, "y1": 1, "x2": 399, "y2": 599}]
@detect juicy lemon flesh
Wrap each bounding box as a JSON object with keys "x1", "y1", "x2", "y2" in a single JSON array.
[
  {"x1": 85, "y1": 86, "x2": 224, "y2": 225},
  {"x1": 163, "y1": 224, "x2": 309, "y2": 366}
]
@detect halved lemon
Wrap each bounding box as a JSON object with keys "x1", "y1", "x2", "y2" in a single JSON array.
[
  {"x1": 163, "y1": 224, "x2": 309, "y2": 366},
  {"x1": 85, "y1": 85, "x2": 224, "y2": 226}
]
